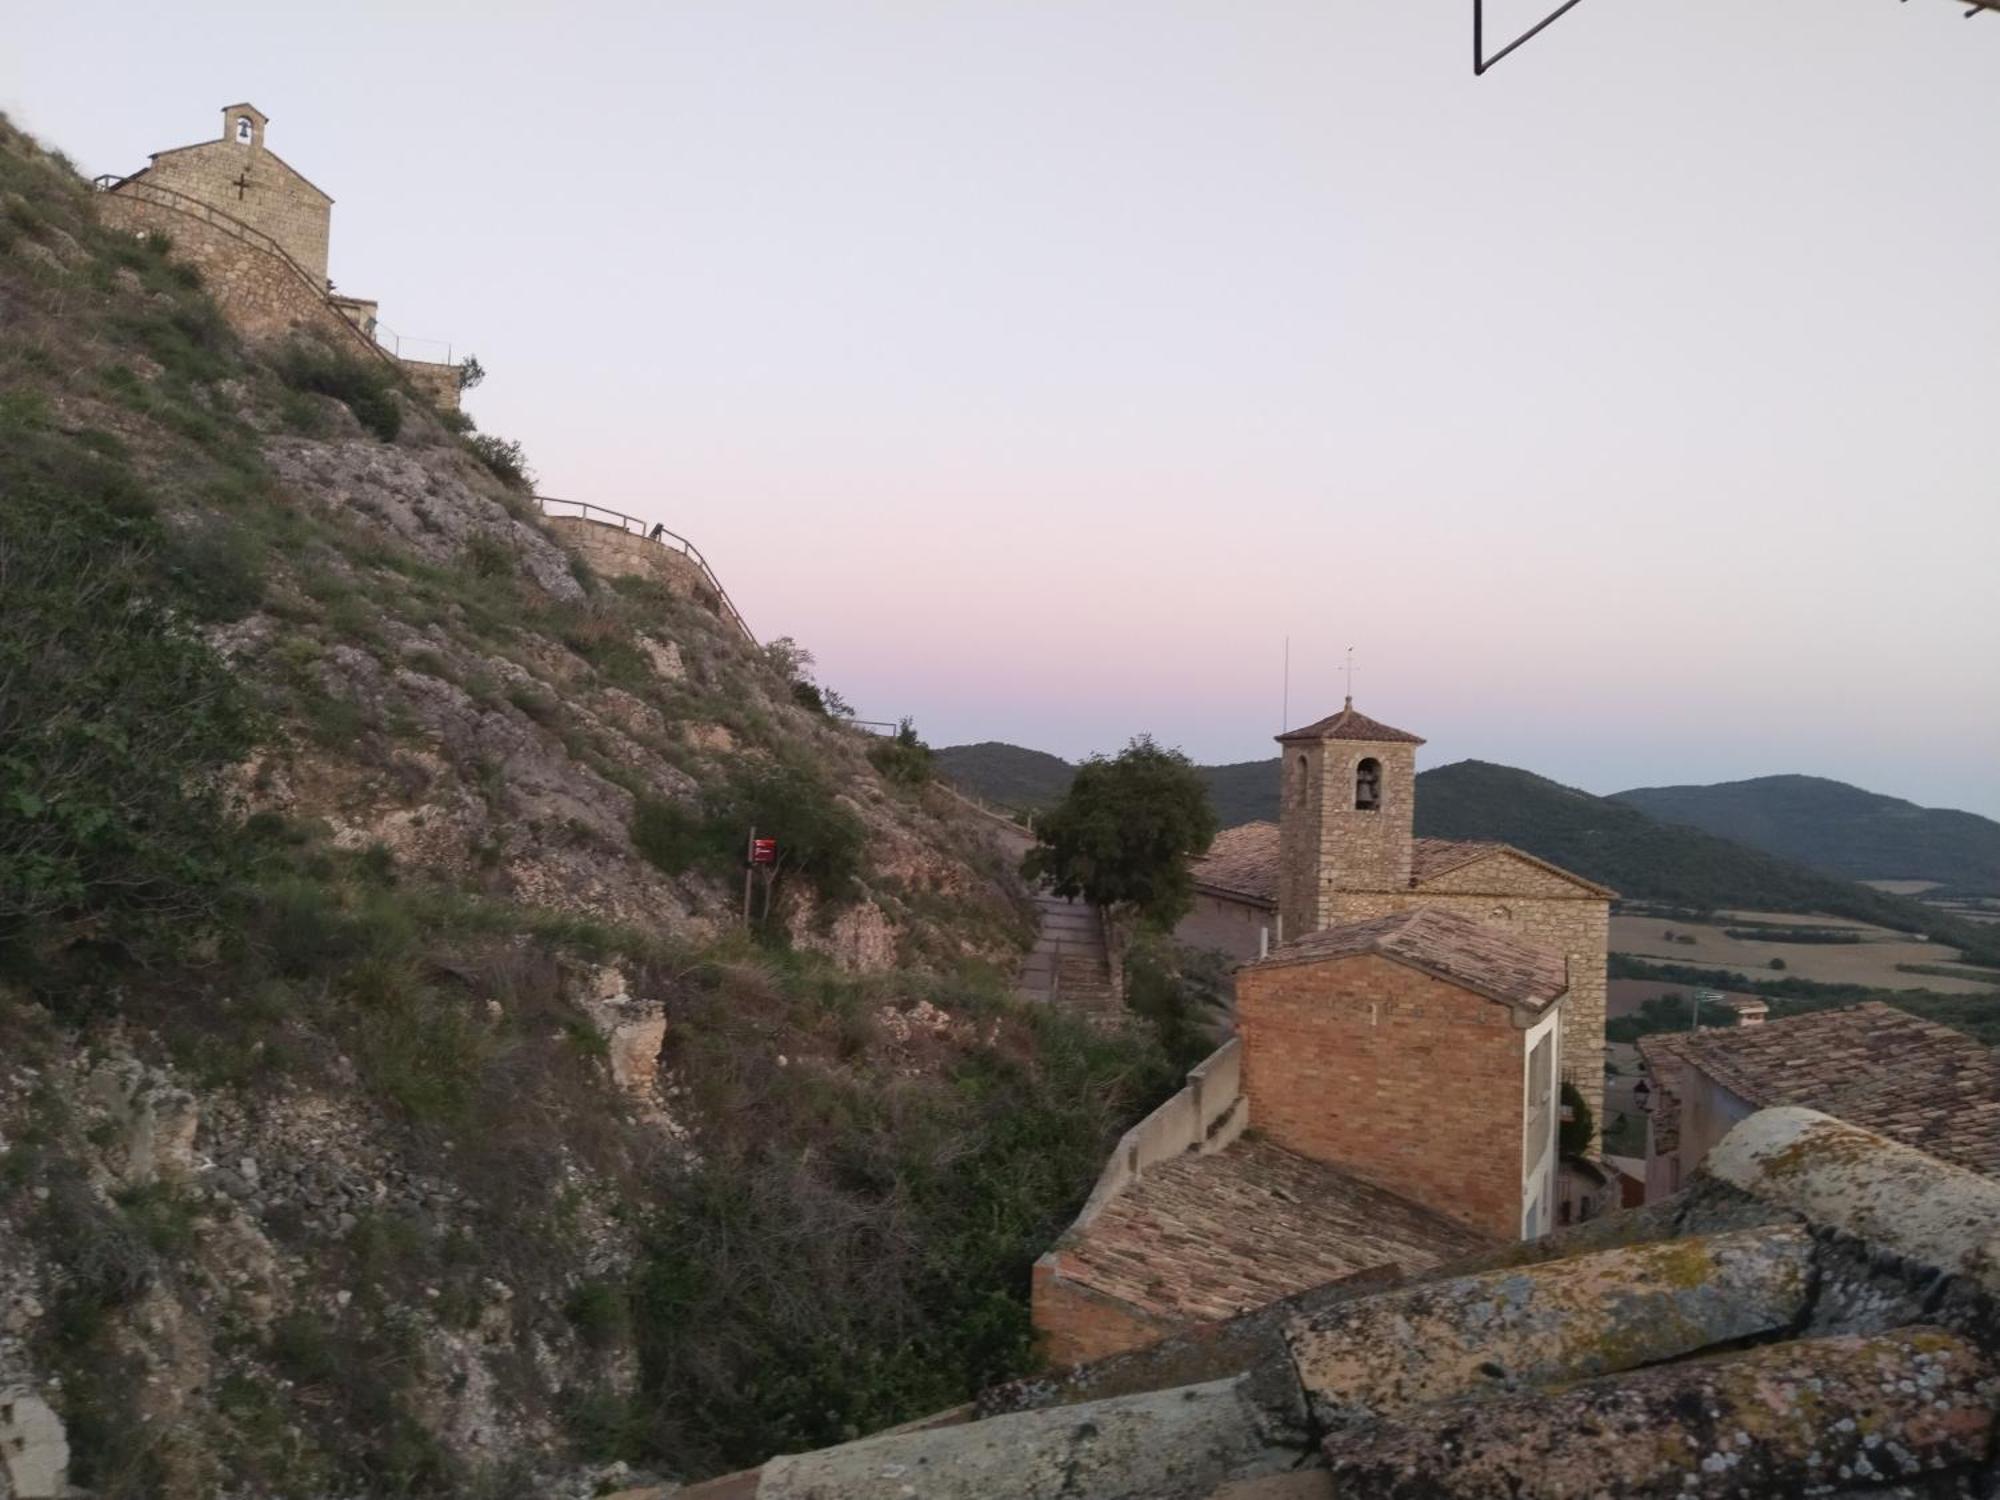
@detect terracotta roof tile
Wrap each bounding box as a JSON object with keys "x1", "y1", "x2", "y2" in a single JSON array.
[
  {"x1": 1411, "y1": 837, "x2": 1500, "y2": 882},
  {"x1": 1193, "y1": 821, "x2": 1280, "y2": 904},
  {"x1": 1254, "y1": 907, "x2": 1569, "y2": 1012},
  {"x1": 1276, "y1": 698, "x2": 1425, "y2": 746},
  {"x1": 1053, "y1": 1137, "x2": 1489, "y2": 1325},
  {"x1": 1640, "y1": 1003, "x2": 2000, "y2": 1179}
]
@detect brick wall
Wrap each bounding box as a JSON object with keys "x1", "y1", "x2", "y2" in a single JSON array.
[
  {"x1": 142, "y1": 120, "x2": 332, "y2": 284},
  {"x1": 1030, "y1": 1258, "x2": 1186, "y2": 1366},
  {"x1": 1330, "y1": 873, "x2": 1608, "y2": 1150},
  {"x1": 1236, "y1": 952, "x2": 1530, "y2": 1240}
]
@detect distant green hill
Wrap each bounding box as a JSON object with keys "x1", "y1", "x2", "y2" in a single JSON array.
[
  {"x1": 1411, "y1": 761, "x2": 1940, "y2": 931},
  {"x1": 936, "y1": 745, "x2": 2000, "y2": 966},
  {"x1": 1612, "y1": 775, "x2": 2000, "y2": 894},
  {"x1": 931, "y1": 742, "x2": 1075, "y2": 810},
  {"x1": 932, "y1": 744, "x2": 1278, "y2": 824}
]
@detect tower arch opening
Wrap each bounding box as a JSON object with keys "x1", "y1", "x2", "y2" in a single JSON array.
[{"x1": 1354, "y1": 757, "x2": 1382, "y2": 811}]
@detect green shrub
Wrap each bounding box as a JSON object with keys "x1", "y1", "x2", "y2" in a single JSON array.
[
  {"x1": 465, "y1": 432, "x2": 532, "y2": 488},
  {"x1": 464, "y1": 532, "x2": 515, "y2": 580},
  {"x1": 632, "y1": 795, "x2": 707, "y2": 876},
  {"x1": 1122, "y1": 931, "x2": 1229, "y2": 1071},
  {"x1": 628, "y1": 978, "x2": 1176, "y2": 1474},
  {"x1": 565, "y1": 1279, "x2": 631, "y2": 1349},
  {"x1": 0, "y1": 417, "x2": 261, "y2": 973},
  {"x1": 868, "y1": 719, "x2": 934, "y2": 788},
  {"x1": 275, "y1": 343, "x2": 402, "y2": 442},
  {"x1": 1559, "y1": 1080, "x2": 1595, "y2": 1158},
  {"x1": 162, "y1": 519, "x2": 265, "y2": 622}
]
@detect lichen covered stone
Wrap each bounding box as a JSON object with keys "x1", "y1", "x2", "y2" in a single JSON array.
[
  {"x1": 1320, "y1": 1326, "x2": 1995, "y2": 1499},
  {"x1": 1286, "y1": 1225, "x2": 1813, "y2": 1425}
]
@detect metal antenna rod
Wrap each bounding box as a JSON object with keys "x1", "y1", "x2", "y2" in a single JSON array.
[{"x1": 1282, "y1": 636, "x2": 1291, "y2": 731}]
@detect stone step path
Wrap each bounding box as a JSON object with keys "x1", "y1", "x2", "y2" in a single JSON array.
[{"x1": 1018, "y1": 891, "x2": 1117, "y2": 1012}]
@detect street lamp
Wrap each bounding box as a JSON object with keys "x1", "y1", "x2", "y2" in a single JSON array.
[{"x1": 1633, "y1": 1078, "x2": 1653, "y2": 1113}]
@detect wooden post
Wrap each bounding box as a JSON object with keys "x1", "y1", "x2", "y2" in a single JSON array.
[{"x1": 742, "y1": 825, "x2": 756, "y2": 929}]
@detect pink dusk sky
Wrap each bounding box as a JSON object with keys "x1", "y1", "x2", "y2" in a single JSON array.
[{"x1": 8, "y1": 2, "x2": 1997, "y2": 815}]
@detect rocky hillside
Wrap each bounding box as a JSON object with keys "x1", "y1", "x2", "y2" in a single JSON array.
[{"x1": 0, "y1": 117, "x2": 1176, "y2": 1498}]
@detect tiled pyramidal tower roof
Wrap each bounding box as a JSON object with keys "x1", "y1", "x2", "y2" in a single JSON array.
[{"x1": 1275, "y1": 697, "x2": 1426, "y2": 745}]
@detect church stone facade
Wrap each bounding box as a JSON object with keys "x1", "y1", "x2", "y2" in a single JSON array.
[
  {"x1": 1187, "y1": 699, "x2": 1613, "y2": 1142},
  {"x1": 96, "y1": 102, "x2": 460, "y2": 410}
]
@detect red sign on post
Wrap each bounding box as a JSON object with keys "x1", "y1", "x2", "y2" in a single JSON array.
[{"x1": 749, "y1": 837, "x2": 778, "y2": 867}]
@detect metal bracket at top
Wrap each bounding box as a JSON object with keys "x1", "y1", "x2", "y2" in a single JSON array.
[{"x1": 1474, "y1": 0, "x2": 1594, "y2": 73}]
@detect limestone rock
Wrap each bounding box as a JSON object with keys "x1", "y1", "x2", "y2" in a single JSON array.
[
  {"x1": 756, "y1": 1366, "x2": 1309, "y2": 1500},
  {"x1": 1319, "y1": 1327, "x2": 1995, "y2": 1499},
  {"x1": 1285, "y1": 1225, "x2": 1814, "y2": 1426},
  {"x1": 0, "y1": 1390, "x2": 69, "y2": 1500},
  {"x1": 264, "y1": 436, "x2": 584, "y2": 603},
  {"x1": 639, "y1": 635, "x2": 685, "y2": 681}
]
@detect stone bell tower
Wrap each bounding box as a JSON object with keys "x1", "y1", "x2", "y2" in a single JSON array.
[{"x1": 1275, "y1": 698, "x2": 1424, "y2": 940}]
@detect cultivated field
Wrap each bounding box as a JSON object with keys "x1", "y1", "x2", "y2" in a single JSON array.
[{"x1": 1611, "y1": 910, "x2": 2000, "y2": 995}]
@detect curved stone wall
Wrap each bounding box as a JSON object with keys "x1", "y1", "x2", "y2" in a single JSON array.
[{"x1": 543, "y1": 517, "x2": 724, "y2": 612}]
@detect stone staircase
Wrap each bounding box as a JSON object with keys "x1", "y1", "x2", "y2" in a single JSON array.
[{"x1": 1018, "y1": 892, "x2": 1118, "y2": 1014}]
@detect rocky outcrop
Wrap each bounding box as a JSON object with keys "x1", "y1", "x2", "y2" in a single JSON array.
[
  {"x1": 0, "y1": 1390, "x2": 69, "y2": 1500},
  {"x1": 265, "y1": 437, "x2": 584, "y2": 603}
]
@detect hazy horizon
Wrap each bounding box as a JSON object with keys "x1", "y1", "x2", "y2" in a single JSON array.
[{"x1": 8, "y1": 1, "x2": 1996, "y2": 815}]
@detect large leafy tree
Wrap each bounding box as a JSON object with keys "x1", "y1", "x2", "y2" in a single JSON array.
[{"x1": 1020, "y1": 736, "x2": 1217, "y2": 927}]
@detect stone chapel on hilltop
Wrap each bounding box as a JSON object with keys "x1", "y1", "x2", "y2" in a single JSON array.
[
  {"x1": 1032, "y1": 700, "x2": 1613, "y2": 1365},
  {"x1": 96, "y1": 101, "x2": 462, "y2": 410}
]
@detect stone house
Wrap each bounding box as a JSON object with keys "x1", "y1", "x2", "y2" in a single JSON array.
[
  {"x1": 1639, "y1": 1000, "x2": 2000, "y2": 1201},
  {"x1": 95, "y1": 102, "x2": 460, "y2": 410}
]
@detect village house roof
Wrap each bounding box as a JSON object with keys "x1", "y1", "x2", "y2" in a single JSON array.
[
  {"x1": 1192, "y1": 820, "x2": 1280, "y2": 904},
  {"x1": 1275, "y1": 697, "x2": 1425, "y2": 745},
  {"x1": 1047, "y1": 1136, "x2": 1490, "y2": 1329},
  {"x1": 1640, "y1": 1001, "x2": 2000, "y2": 1179},
  {"x1": 1254, "y1": 907, "x2": 1570, "y2": 1014}
]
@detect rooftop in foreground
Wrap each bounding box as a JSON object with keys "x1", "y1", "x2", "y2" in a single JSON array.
[
  {"x1": 1047, "y1": 1135, "x2": 1490, "y2": 1328},
  {"x1": 675, "y1": 1108, "x2": 2000, "y2": 1499}
]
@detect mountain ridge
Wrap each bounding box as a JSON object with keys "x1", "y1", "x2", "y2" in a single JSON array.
[
  {"x1": 934, "y1": 742, "x2": 2000, "y2": 964},
  {"x1": 1612, "y1": 773, "x2": 2000, "y2": 894}
]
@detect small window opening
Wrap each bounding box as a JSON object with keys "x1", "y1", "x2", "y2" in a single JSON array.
[
  {"x1": 1292, "y1": 754, "x2": 1309, "y2": 808},
  {"x1": 1354, "y1": 757, "x2": 1382, "y2": 811},
  {"x1": 236, "y1": 116, "x2": 254, "y2": 143}
]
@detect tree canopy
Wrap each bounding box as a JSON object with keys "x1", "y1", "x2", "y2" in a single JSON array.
[{"x1": 1020, "y1": 736, "x2": 1217, "y2": 927}]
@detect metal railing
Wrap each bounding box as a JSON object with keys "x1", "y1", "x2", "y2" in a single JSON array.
[
  {"x1": 535, "y1": 495, "x2": 755, "y2": 644},
  {"x1": 92, "y1": 174, "x2": 457, "y2": 375}
]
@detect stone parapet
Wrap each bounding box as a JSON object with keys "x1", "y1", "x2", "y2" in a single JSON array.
[{"x1": 542, "y1": 515, "x2": 751, "y2": 639}]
